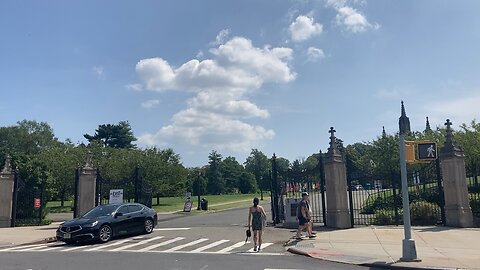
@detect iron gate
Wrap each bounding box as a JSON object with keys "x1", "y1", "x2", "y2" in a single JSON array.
[
  {"x1": 347, "y1": 159, "x2": 445, "y2": 226},
  {"x1": 12, "y1": 173, "x2": 45, "y2": 226}
]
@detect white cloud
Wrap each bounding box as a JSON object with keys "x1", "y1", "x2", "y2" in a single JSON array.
[
  {"x1": 421, "y1": 95, "x2": 480, "y2": 127},
  {"x1": 135, "y1": 36, "x2": 295, "y2": 151},
  {"x1": 141, "y1": 99, "x2": 160, "y2": 109},
  {"x1": 307, "y1": 46, "x2": 325, "y2": 61},
  {"x1": 211, "y1": 29, "x2": 230, "y2": 45},
  {"x1": 125, "y1": 83, "x2": 143, "y2": 91},
  {"x1": 289, "y1": 15, "x2": 323, "y2": 42},
  {"x1": 92, "y1": 66, "x2": 104, "y2": 79},
  {"x1": 326, "y1": 0, "x2": 379, "y2": 33}
]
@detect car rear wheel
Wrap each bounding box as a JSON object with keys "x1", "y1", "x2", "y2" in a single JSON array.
[
  {"x1": 99, "y1": 225, "x2": 112, "y2": 243},
  {"x1": 144, "y1": 218, "x2": 154, "y2": 234}
]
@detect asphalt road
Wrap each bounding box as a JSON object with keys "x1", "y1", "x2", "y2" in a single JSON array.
[{"x1": 0, "y1": 203, "x2": 378, "y2": 270}]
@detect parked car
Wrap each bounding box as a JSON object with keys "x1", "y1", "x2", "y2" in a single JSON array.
[{"x1": 56, "y1": 203, "x2": 157, "y2": 244}]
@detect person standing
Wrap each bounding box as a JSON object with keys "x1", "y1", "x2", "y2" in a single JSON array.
[
  {"x1": 296, "y1": 192, "x2": 316, "y2": 240},
  {"x1": 248, "y1": 197, "x2": 267, "y2": 252}
]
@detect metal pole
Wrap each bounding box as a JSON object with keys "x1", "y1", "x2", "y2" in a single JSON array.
[
  {"x1": 197, "y1": 171, "x2": 201, "y2": 210},
  {"x1": 319, "y1": 152, "x2": 327, "y2": 226},
  {"x1": 73, "y1": 168, "x2": 79, "y2": 218},
  {"x1": 399, "y1": 133, "x2": 418, "y2": 261},
  {"x1": 10, "y1": 172, "x2": 18, "y2": 227}
]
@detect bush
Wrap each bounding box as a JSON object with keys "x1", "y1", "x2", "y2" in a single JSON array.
[
  {"x1": 373, "y1": 210, "x2": 399, "y2": 225},
  {"x1": 470, "y1": 197, "x2": 480, "y2": 217},
  {"x1": 410, "y1": 200, "x2": 441, "y2": 225}
]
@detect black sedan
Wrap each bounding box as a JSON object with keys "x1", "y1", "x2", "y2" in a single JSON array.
[{"x1": 56, "y1": 203, "x2": 158, "y2": 244}]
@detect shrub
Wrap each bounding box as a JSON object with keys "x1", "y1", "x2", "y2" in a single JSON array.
[
  {"x1": 373, "y1": 210, "x2": 397, "y2": 225},
  {"x1": 470, "y1": 197, "x2": 480, "y2": 217},
  {"x1": 410, "y1": 200, "x2": 441, "y2": 225}
]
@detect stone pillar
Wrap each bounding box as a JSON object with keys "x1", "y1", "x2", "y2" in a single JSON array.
[
  {"x1": 0, "y1": 156, "x2": 14, "y2": 228},
  {"x1": 440, "y1": 119, "x2": 473, "y2": 228},
  {"x1": 324, "y1": 127, "x2": 351, "y2": 229},
  {"x1": 75, "y1": 152, "x2": 97, "y2": 217}
]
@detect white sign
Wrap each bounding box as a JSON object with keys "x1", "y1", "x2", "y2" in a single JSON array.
[
  {"x1": 186, "y1": 192, "x2": 192, "y2": 201},
  {"x1": 109, "y1": 189, "x2": 124, "y2": 204}
]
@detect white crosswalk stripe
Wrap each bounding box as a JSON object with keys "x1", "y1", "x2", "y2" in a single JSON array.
[
  {"x1": 0, "y1": 235, "x2": 283, "y2": 255},
  {"x1": 190, "y1": 239, "x2": 230, "y2": 252},
  {"x1": 109, "y1": 236, "x2": 164, "y2": 252},
  {"x1": 137, "y1": 237, "x2": 185, "y2": 252},
  {"x1": 163, "y1": 238, "x2": 208, "y2": 252}
]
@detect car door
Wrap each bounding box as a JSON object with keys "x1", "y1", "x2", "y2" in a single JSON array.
[
  {"x1": 113, "y1": 205, "x2": 131, "y2": 235},
  {"x1": 127, "y1": 204, "x2": 144, "y2": 233}
]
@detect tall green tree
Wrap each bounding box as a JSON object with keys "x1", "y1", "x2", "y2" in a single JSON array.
[
  {"x1": 206, "y1": 150, "x2": 225, "y2": 195},
  {"x1": 84, "y1": 121, "x2": 137, "y2": 149},
  {"x1": 220, "y1": 156, "x2": 244, "y2": 193},
  {"x1": 244, "y1": 149, "x2": 270, "y2": 194}
]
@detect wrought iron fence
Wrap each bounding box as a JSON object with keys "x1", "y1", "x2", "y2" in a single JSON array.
[{"x1": 466, "y1": 161, "x2": 480, "y2": 218}]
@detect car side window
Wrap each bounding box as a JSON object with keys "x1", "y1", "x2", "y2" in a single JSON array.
[
  {"x1": 117, "y1": 206, "x2": 129, "y2": 214},
  {"x1": 128, "y1": 205, "x2": 142, "y2": 213}
]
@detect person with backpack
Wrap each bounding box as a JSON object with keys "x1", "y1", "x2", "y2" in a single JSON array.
[{"x1": 296, "y1": 192, "x2": 316, "y2": 240}]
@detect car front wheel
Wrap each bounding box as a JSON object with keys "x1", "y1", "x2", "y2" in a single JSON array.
[
  {"x1": 99, "y1": 225, "x2": 112, "y2": 243},
  {"x1": 144, "y1": 218, "x2": 154, "y2": 234}
]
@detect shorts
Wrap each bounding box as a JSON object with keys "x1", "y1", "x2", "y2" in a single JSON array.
[{"x1": 298, "y1": 216, "x2": 308, "y2": 226}]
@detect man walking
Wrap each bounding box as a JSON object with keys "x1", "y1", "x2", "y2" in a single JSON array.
[{"x1": 296, "y1": 192, "x2": 316, "y2": 240}]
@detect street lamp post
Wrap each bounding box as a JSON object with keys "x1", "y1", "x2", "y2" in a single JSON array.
[{"x1": 398, "y1": 101, "x2": 419, "y2": 261}]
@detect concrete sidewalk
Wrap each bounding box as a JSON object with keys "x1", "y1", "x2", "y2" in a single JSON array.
[
  {"x1": 286, "y1": 225, "x2": 480, "y2": 270},
  {"x1": 0, "y1": 223, "x2": 59, "y2": 248}
]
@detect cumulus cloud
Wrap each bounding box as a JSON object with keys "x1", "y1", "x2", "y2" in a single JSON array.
[
  {"x1": 289, "y1": 15, "x2": 323, "y2": 42},
  {"x1": 141, "y1": 99, "x2": 160, "y2": 109},
  {"x1": 326, "y1": 0, "x2": 379, "y2": 33},
  {"x1": 307, "y1": 46, "x2": 325, "y2": 61},
  {"x1": 421, "y1": 94, "x2": 480, "y2": 127},
  {"x1": 92, "y1": 66, "x2": 104, "y2": 79},
  {"x1": 211, "y1": 29, "x2": 230, "y2": 45},
  {"x1": 135, "y1": 36, "x2": 295, "y2": 151},
  {"x1": 125, "y1": 83, "x2": 143, "y2": 91}
]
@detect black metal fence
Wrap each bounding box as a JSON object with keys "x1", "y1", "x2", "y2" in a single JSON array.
[
  {"x1": 466, "y1": 161, "x2": 480, "y2": 218},
  {"x1": 12, "y1": 173, "x2": 45, "y2": 226},
  {"x1": 96, "y1": 166, "x2": 152, "y2": 207},
  {"x1": 347, "y1": 160, "x2": 445, "y2": 226}
]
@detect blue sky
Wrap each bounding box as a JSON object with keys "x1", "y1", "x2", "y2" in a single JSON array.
[{"x1": 1, "y1": 0, "x2": 480, "y2": 167}]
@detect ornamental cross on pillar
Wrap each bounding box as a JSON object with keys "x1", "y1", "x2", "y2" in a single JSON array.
[
  {"x1": 440, "y1": 119, "x2": 463, "y2": 157},
  {"x1": 327, "y1": 127, "x2": 341, "y2": 157}
]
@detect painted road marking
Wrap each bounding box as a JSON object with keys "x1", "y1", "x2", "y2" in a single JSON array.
[
  {"x1": 247, "y1": 242, "x2": 273, "y2": 252},
  {"x1": 163, "y1": 238, "x2": 209, "y2": 252},
  {"x1": 84, "y1": 239, "x2": 133, "y2": 251},
  {"x1": 153, "y1": 228, "x2": 190, "y2": 231},
  {"x1": 61, "y1": 245, "x2": 90, "y2": 252},
  {"x1": 0, "y1": 244, "x2": 47, "y2": 252},
  {"x1": 15, "y1": 244, "x2": 50, "y2": 252},
  {"x1": 217, "y1": 241, "x2": 248, "y2": 253},
  {"x1": 109, "y1": 236, "x2": 164, "y2": 251},
  {"x1": 137, "y1": 237, "x2": 185, "y2": 252},
  {"x1": 190, "y1": 240, "x2": 230, "y2": 252}
]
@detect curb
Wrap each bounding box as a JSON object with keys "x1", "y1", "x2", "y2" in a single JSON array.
[
  {"x1": 286, "y1": 247, "x2": 459, "y2": 270},
  {"x1": 18, "y1": 236, "x2": 58, "y2": 246}
]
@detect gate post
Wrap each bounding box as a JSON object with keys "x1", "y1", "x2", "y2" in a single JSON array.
[
  {"x1": 439, "y1": 119, "x2": 473, "y2": 227},
  {"x1": 324, "y1": 128, "x2": 351, "y2": 229},
  {"x1": 0, "y1": 156, "x2": 15, "y2": 228},
  {"x1": 75, "y1": 151, "x2": 97, "y2": 217},
  {"x1": 271, "y1": 154, "x2": 281, "y2": 225}
]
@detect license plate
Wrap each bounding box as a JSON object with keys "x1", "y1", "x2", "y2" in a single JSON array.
[{"x1": 64, "y1": 233, "x2": 71, "y2": 239}]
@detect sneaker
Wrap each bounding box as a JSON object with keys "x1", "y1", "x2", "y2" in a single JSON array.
[
  {"x1": 257, "y1": 247, "x2": 261, "y2": 252},
  {"x1": 253, "y1": 246, "x2": 257, "y2": 252},
  {"x1": 308, "y1": 235, "x2": 317, "y2": 239}
]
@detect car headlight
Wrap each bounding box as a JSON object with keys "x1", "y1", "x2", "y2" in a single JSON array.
[{"x1": 83, "y1": 221, "x2": 99, "y2": 228}]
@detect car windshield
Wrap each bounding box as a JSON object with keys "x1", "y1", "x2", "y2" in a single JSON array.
[{"x1": 82, "y1": 205, "x2": 119, "y2": 218}]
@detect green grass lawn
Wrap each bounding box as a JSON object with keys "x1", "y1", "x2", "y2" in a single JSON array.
[{"x1": 45, "y1": 193, "x2": 267, "y2": 214}]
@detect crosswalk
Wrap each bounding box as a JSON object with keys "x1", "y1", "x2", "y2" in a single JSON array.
[{"x1": 0, "y1": 235, "x2": 282, "y2": 256}]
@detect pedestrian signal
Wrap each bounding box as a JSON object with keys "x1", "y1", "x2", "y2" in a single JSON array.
[
  {"x1": 405, "y1": 143, "x2": 415, "y2": 163},
  {"x1": 417, "y1": 142, "x2": 437, "y2": 160}
]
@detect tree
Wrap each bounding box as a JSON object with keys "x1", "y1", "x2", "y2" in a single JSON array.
[
  {"x1": 206, "y1": 151, "x2": 225, "y2": 195},
  {"x1": 84, "y1": 121, "x2": 137, "y2": 149},
  {"x1": 220, "y1": 156, "x2": 244, "y2": 193},
  {"x1": 244, "y1": 149, "x2": 270, "y2": 196},
  {"x1": 238, "y1": 171, "x2": 257, "y2": 194}
]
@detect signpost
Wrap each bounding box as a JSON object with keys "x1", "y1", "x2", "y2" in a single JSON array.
[
  {"x1": 34, "y1": 198, "x2": 41, "y2": 209},
  {"x1": 184, "y1": 192, "x2": 192, "y2": 212},
  {"x1": 109, "y1": 189, "x2": 124, "y2": 204}
]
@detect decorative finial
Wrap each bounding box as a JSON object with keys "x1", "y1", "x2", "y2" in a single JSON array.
[
  {"x1": 425, "y1": 117, "x2": 432, "y2": 133},
  {"x1": 440, "y1": 119, "x2": 463, "y2": 157},
  {"x1": 84, "y1": 150, "x2": 94, "y2": 168},
  {"x1": 399, "y1": 101, "x2": 411, "y2": 135},
  {"x1": 327, "y1": 127, "x2": 342, "y2": 159},
  {"x1": 2, "y1": 155, "x2": 12, "y2": 173},
  {"x1": 382, "y1": 126, "x2": 387, "y2": 138}
]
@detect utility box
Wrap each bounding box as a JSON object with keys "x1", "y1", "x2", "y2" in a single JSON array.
[{"x1": 283, "y1": 198, "x2": 301, "y2": 228}]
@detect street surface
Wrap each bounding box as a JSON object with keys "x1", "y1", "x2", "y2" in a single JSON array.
[{"x1": 0, "y1": 204, "x2": 379, "y2": 270}]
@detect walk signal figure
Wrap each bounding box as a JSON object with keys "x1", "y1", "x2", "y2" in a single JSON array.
[{"x1": 417, "y1": 142, "x2": 437, "y2": 160}]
